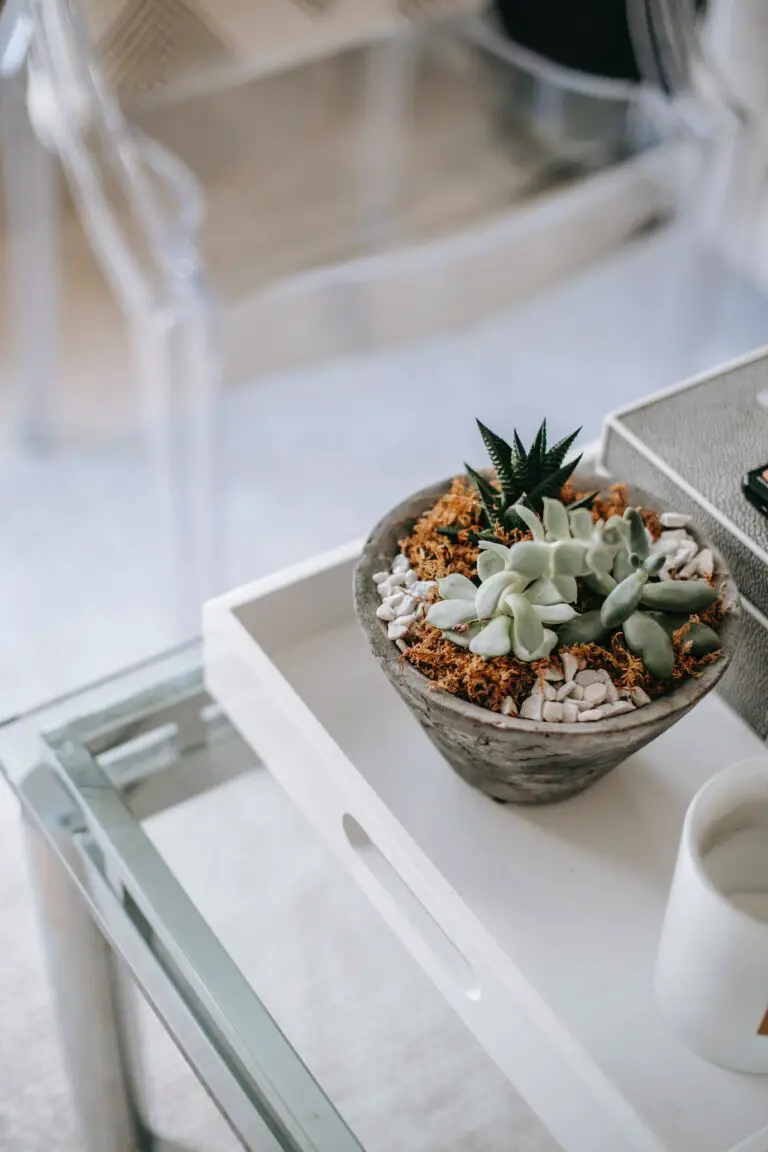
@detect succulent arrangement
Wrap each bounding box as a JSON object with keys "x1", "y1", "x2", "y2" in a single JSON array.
[{"x1": 370, "y1": 418, "x2": 729, "y2": 727}]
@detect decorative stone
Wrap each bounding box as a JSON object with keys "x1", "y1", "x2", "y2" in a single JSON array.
[
  {"x1": 373, "y1": 571, "x2": 389, "y2": 584},
  {"x1": 395, "y1": 595, "x2": 416, "y2": 617},
  {"x1": 577, "y1": 707, "x2": 608, "y2": 722},
  {"x1": 387, "y1": 621, "x2": 410, "y2": 640},
  {"x1": 605, "y1": 680, "x2": 619, "y2": 703},
  {"x1": 387, "y1": 572, "x2": 408, "y2": 588},
  {"x1": 410, "y1": 580, "x2": 436, "y2": 598},
  {"x1": 661, "y1": 512, "x2": 691, "y2": 529},
  {"x1": 562, "y1": 651, "x2": 579, "y2": 682},
  {"x1": 570, "y1": 684, "x2": 585, "y2": 701},
  {"x1": 562, "y1": 701, "x2": 580, "y2": 723},
  {"x1": 661, "y1": 528, "x2": 690, "y2": 541},
  {"x1": 541, "y1": 662, "x2": 564, "y2": 682},
  {"x1": 607, "y1": 700, "x2": 636, "y2": 717},
  {"x1": 395, "y1": 639, "x2": 408, "y2": 652},
  {"x1": 575, "y1": 670, "x2": 603, "y2": 687},
  {"x1": 392, "y1": 554, "x2": 410, "y2": 573},
  {"x1": 398, "y1": 614, "x2": 416, "y2": 628},
  {"x1": 631, "y1": 685, "x2": 652, "y2": 707},
  {"x1": 501, "y1": 696, "x2": 518, "y2": 716},
  {"x1": 672, "y1": 540, "x2": 697, "y2": 569},
  {"x1": 376, "y1": 604, "x2": 395, "y2": 621},
  {"x1": 520, "y1": 694, "x2": 543, "y2": 721},
  {"x1": 696, "y1": 549, "x2": 714, "y2": 579},
  {"x1": 584, "y1": 683, "x2": 608, "y2": 706},
  {"x1": 678, "y1": 557, "x2": 700, "y2": 579},
  {"x1": 383, "y1": 592, "x2": 405, "y2": 610},
  {"x1": 532, "y1": 680, "x2": 556, "y2": 701},
  {"x1": 555, "y1": 681, "x2": 577, "y2": 701},
  {"x1": 404, "y1": 569, "x2": 417, "y2": 587},
  {"x1": 542, "y1": 701, "x2": 564, "y2": 723}
]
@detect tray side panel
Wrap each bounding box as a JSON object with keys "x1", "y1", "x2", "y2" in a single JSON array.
[{"x1": 203, "y1": 589, "x2": 667, "y2": 1152}]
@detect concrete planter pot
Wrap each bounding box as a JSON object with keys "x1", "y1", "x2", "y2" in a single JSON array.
[{"x1": 354, "y1": 474, "x2": 741, "y2": 804}]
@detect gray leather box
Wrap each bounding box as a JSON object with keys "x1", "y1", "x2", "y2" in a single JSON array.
[{"x1": 601, "y1": 348, "x2": 768, "y2": 739}]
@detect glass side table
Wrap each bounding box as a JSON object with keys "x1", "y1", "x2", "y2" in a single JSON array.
[{"x1": 0, "y1": 643, "x2": 543, "y2": 1152}]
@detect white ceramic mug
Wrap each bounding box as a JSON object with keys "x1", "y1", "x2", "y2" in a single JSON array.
[{"x1": 655, "y1": 757, "x2": 768, "y2": 1073}]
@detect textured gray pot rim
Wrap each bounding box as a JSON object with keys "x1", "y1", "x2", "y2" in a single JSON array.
[{"x1": 355, "y1": 474, "x2": 741, "y2": 737}]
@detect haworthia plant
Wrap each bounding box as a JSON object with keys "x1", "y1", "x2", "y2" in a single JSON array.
[{"x1": 461, "y1": 419, "x2": 595, "y2": 533}]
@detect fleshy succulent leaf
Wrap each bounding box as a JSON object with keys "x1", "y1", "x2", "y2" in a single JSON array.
[
  {"x1": 469, "y1": 615, "x2": 512, "y2": 658},
  {"x1": 506, "y1": 593, "x2": 545, "y2": 655},
  {"x1": 531, "y1": 602, "x2": 578, "y2": 625},
  {"x1": 477, "y1": 549, "x2": 504, "y2": 582},
  {"x1": 568, "y1": 508, "x2": 593, "y2": 541},
  {"x1": 438, "y1": 573, "x2": 477, "y2": 600},
  {"x1": 426, "y1": 600, "x2": 478, "y2": 629},
  {"x1": 542, "y1": 497, "x2": 570, "y2": 541},
  {"x1": 475, "y1": 570, "x2": 521, "y2": 619},
  {"x1": 511, "y1": 502, "x2": 545, "y2": 539}
]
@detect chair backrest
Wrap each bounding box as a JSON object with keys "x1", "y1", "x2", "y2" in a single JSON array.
[{"x1": 26, "y1": 0, "x2": 206, "y2": 316}]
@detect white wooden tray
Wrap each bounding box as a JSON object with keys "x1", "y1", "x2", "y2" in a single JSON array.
[{"x1": 204, "y1": 541, "x2": 768, "y2": 1152}]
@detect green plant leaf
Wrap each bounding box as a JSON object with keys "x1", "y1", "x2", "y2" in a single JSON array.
[
  {"x1": 465, "y1": 462, "x2": 501, "y2": 527},
  {"x1": 565, "y1": 491, "x2": 598, "y2": 512},
  {"x1": 476, "y1": 421, "x2": 517, "y2": 500},
  {"x1": 527, "y1": 454, "x2": 583, "y2": 506},
  {"x1": 530, "y1": 420, "x2": 548, "y2": 471},
  {"x1": 545, "y1": 427, "x2": 581, "y2": 472}
]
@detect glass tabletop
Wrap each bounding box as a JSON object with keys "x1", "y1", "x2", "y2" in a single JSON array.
[{"x1": 0, "y1": 643, "x2": 556, "y2": 1152}]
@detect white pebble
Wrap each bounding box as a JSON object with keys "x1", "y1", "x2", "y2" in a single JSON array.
[
  {"x1": 387, "y1": 572, "x2": 408, "y2": 588},
  {"x1": 373, "y1": 571, "x2": 389, "y2": 584},
  {"x1": 556, "y1": 681, "x2": 577, "y2": 701},
  {"x1": 696, "y1": 548, "x2": 714, "y2": 579},
  {"x1": 571, "y1": 684, "x2": 585, "y2": 701},
  {"x1": 377, "y1": 581, "x2": 393, "y2": 599},
  {"x1": 520, "y1": 694, "x2": 544, "y2": 721},
  {"x1": 631, "y1": 685, "x2": 651, "y2": 707},
  {"x1": 608, "y1": 700, "x2": 636, "y2": 716},
  {"x1": 415, "y1": 602, "x2": 427, "y2": 618},
  {"x1": 542, "y1": 701, "x2": 564, "y2": 723},
  {"x1": 533, "y1": 680, "x2": 557, "y2": 701},
  {"x1": 387, "y1": 621, "x2": 409, "y2": 640},
  {"x1": 578, "y1": 707, "x2": 608, "y2": 722},
  {"x1": 404, "y1": 569, "x2": 417, "y2": 587},
  {"x1": 398, "y1": 614, "x2": 417, "y2": 628},
  {"x1": 541, "y1": 662, "x2": 564, "y2": 682},
  {"x1": 661, "y1": 512, "x2": 691, "y2": 529},
  {"x1": 562, "y1": 701, "x2": 580, "y2": 723},
  {"x1": 658, "y1": 565, "x2": 673, "y2": 581},
  {"x1": 395, "y1": 639, "x2": 408, "y2": 652},
  {"x1": 376, "y1": 604, "x2": 395, "y2": 621},
  {"x1": 383, "y1": 592, "x2": 405, "y2": 610},
  {"x1": 410, "y1": 580, "x2": 436, "y2": 598},
  {"x1": 605, "y1": 680, "x2": 619, "y2": 703},
  {"x1": 672, "y1": 540, "x2": 697, "y2": 569},
  {"x1": 575, "y1": 670, "x2": 603, "y2": 687},
  {"x1": 661, "y1": 528, "x2": 689, "y2": 541},
  {"x1": 653, "y1": 536, "x2": 679, "y2": 557},
  {"x1": 392, "y1": 554, "x2": 410, "y2": 573},
  {"x1": 395, "y1": 595, "x2": 416, "y2": 617},
  {"x1": 584, "y1": 683, "x2": 608, "y2": 706},
  {"x1": 562, "y1": 652, "x2": 579, "y2": 682},
  {"x1": 501, "y1": 696, "x2": 518, "y2": 716},
  {"x1": 678, "y1": 557, "x2": 700, "y2": 579},
  {"x1": 595, "y1": 669, "x2": 613, "y2": 685}
]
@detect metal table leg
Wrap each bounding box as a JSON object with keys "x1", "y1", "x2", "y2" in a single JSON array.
[{"x1": 22, "y1": 809, "x2": 146, "y2": 1152}]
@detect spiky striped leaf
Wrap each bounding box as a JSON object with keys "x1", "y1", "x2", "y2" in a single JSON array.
[
  {"x1": 545, "y1": 427, "x2": 581, "y2": 472},
  {"x1": 526, "y1": 454, "x2": 583, "y2": 507},
  {"x1": 465, "y1": 463, "x2": 501, "y2": 527}
]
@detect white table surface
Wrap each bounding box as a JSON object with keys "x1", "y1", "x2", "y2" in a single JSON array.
[{"x1": 207, "y1": 544, "x2": 768, "y2": 1152}]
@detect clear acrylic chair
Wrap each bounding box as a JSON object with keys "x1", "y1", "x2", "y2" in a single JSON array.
[{"x1": 15, "y1": 0, "x2": 221, "y2": 629}]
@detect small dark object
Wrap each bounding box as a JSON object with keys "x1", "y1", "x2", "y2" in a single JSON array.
[{"x1": 742, "y1": 464, "x2": 768, "y2": 517}]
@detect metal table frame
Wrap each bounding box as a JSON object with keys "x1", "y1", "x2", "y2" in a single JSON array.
[{"x1": 2, "y1": 648, "x2": 363, "y2": 1152}]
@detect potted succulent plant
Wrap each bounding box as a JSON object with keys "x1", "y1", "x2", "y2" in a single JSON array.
[{"x1": 354, "y1": 418, "x2": 740, "y2": 804}]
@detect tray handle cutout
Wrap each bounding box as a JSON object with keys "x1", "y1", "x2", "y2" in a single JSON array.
[{"x1": 342, "y1": 813, "x2": 481, "y2": 1002}]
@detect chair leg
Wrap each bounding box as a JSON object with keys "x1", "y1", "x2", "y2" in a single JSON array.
[{"x1": 1, "y1": 63, "x2": 58, "y2": 450}]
